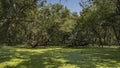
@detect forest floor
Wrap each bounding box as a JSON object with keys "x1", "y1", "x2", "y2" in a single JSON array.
[{"x1": 0, "y1": 46, "x2": 120, "y2": 68}]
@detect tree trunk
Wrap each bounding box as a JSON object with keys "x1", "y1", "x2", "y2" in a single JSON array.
[
  {"x1": 0, "y1": 20, "x2": 11, "y2": 43},
  {"x1": 112, "y1": 26, "x2": 120, "y2": 45},
  {"x1": 92, "y1": 28, "x2": 103, "y2": 47}
]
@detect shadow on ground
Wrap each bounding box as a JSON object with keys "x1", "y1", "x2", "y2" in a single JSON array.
[{"x1": 0, "y1": 46, "x2": 120, "y2": 68}]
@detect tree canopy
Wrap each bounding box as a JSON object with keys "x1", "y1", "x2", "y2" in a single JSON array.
[{"x1": 0, "y1": 0, "x2": 120, "y2": 48}]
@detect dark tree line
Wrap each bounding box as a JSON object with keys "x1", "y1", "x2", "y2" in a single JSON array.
[{"x1": 0, "y1": 0, "x2": 120, "y2": 48}]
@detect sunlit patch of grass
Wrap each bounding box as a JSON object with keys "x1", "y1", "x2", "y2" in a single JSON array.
[
  {"x1": 58, "y1": 64, "x2": 79, "y2": 68},
  {"x1": 0, "y1": 46, "x2": 120, "y2": 68},
  {"x1": 0, "y1": 58, "x2": 26, "y2": 68}
]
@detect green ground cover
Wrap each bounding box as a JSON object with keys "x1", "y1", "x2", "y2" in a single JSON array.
[{"x1": 0, "y1": 46, "x2": 120, "y2": 68}]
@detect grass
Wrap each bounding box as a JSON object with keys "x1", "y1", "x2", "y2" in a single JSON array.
[{"x1": 0, "y1": 46, "x2": 120, "y2": 68}]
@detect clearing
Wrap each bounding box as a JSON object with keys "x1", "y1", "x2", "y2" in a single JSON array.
[{"x1": 0, "y1": 46, "x2": 120, "y2": 68}]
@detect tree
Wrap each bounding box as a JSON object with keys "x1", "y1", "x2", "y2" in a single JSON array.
[{"x1": 0, "y1": 0, "x2": 43, "y2": 45}]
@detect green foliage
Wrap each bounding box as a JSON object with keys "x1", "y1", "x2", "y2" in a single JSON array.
[{"x1": 0, "y1": 0, "x2": 120, "y2": 47}]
